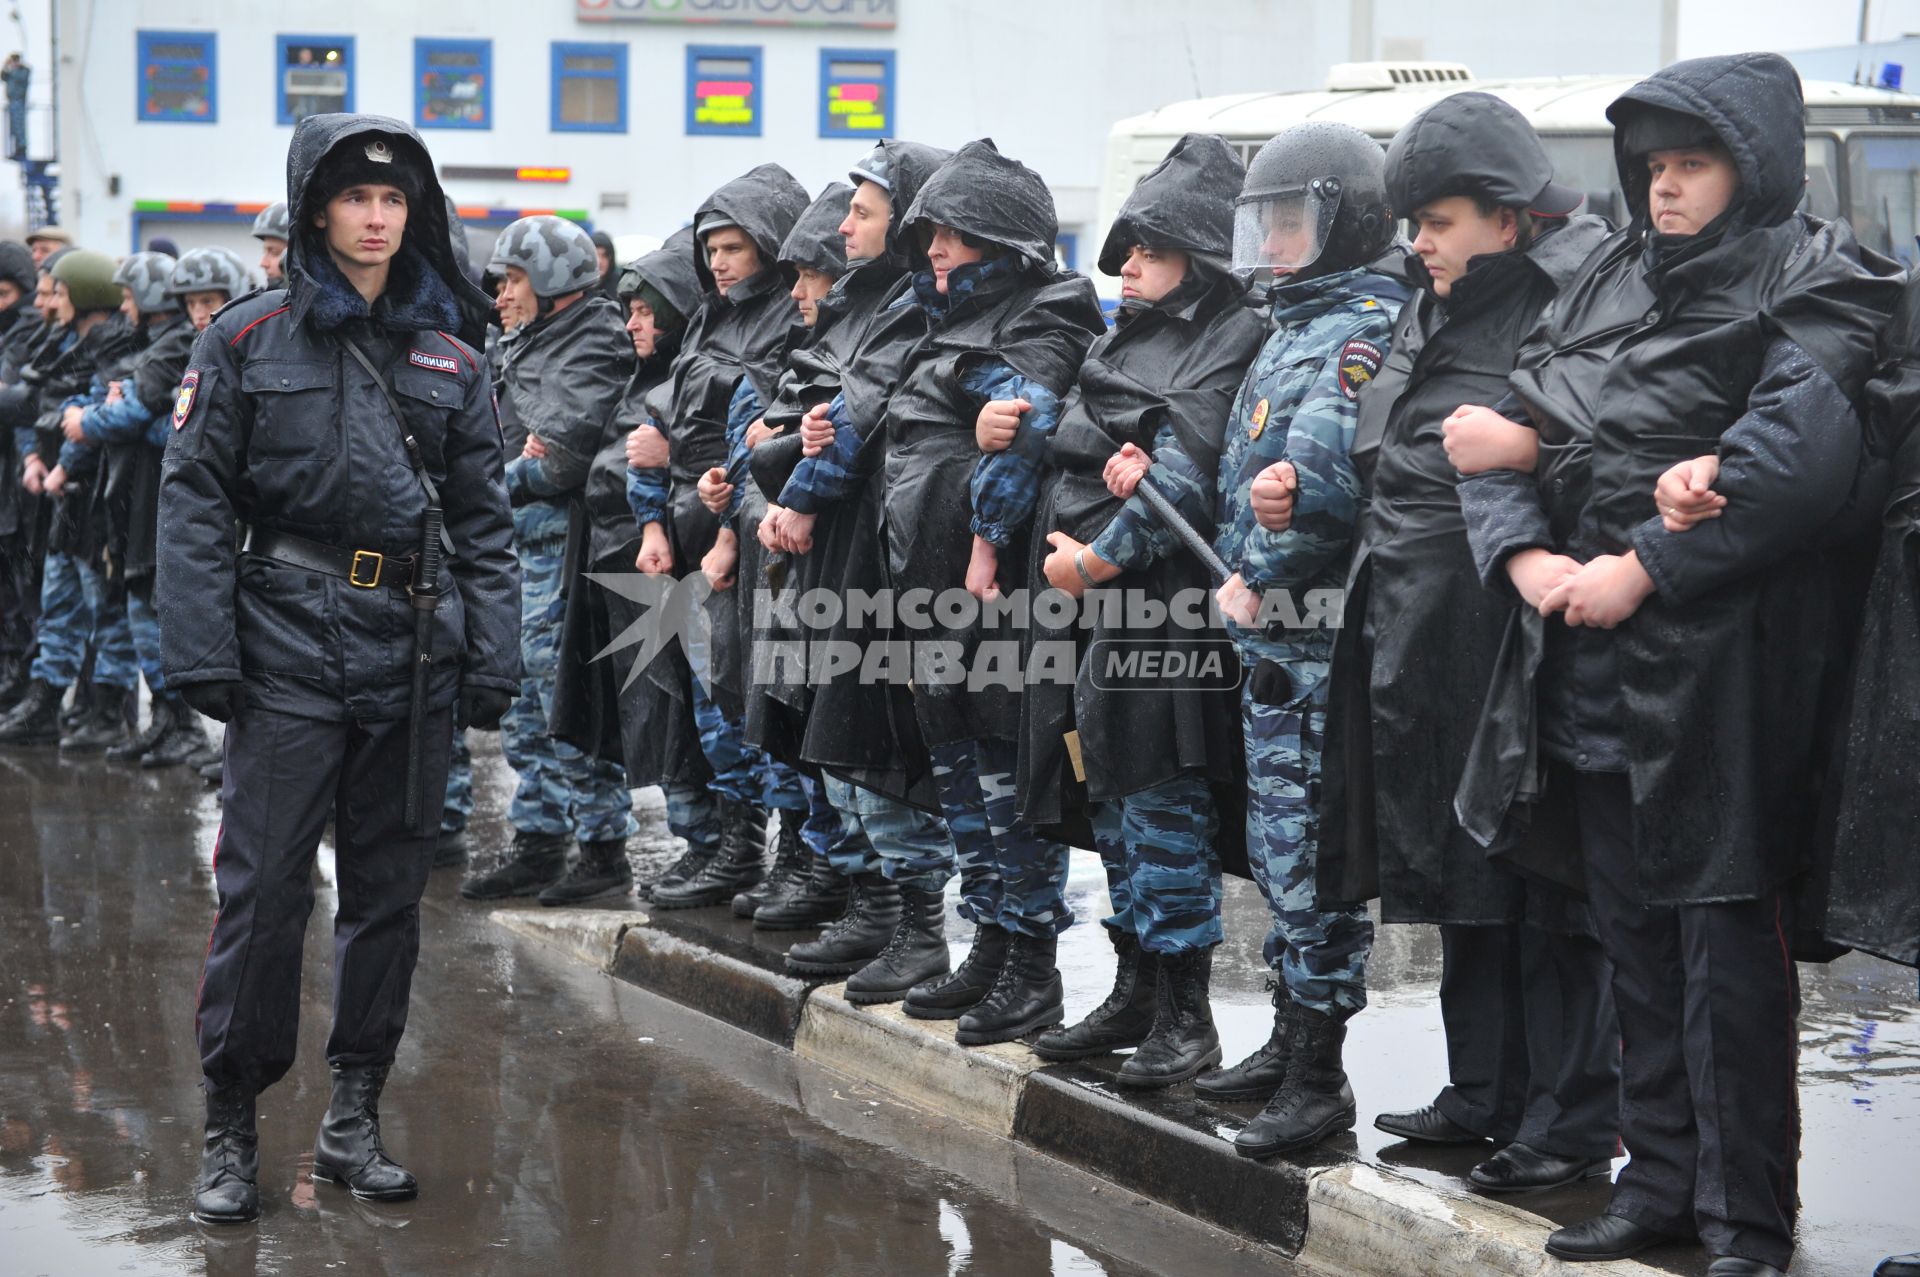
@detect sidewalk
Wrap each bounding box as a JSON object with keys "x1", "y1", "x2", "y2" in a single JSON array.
[{"x1": 471, "y1": 786, "x2": 1918, "y2": 1277}]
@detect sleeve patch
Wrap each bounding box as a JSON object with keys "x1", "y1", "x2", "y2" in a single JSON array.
[
  {"x1": 172, "y1": 370, "x2": 201, "y2": 430},
  {"x1": 409, "y1": 349, "x2": 462, "y2": 375},
  {"x1": 1337, "y1": 339, "x2": 1383, "y2": 401}
]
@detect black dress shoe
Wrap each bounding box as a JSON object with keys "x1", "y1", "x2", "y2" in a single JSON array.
[
  {"x1": 1705, "y1": 1259, "x2": 1786, "y2": 1276},
  {"x1": 1877, "y1": 1254, "x2": 1920, "y2": 1277},
  {"x1": 1545, "y1": 1214, "x2": 1682, "y2": 1262},
  {"x1": 1469, "y1": 1141, "x2": 1610, "y2": 1193},
  {"x1": 1372, "y1": 1103, "x2": 1486, "y2": 1145}
]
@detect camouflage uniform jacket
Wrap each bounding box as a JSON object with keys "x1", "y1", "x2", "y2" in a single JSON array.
[{"x1": 1214, "y1": 264, "x2": 1411, "y2": 667}]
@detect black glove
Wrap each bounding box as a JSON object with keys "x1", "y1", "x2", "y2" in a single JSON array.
[
  {"x1": 459, "y1": 685, "x2": 513, "y2": 731},
  {"x1": 179, "y1": 680, "x2": 248, "y2": 723}
]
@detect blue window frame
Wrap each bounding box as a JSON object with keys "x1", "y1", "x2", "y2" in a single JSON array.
[
  {"x1": 818, "y1": 48, "x2": 893, "y2": 140},
  {"x1": 686, "y1": 45, "x2": 762, "y2": 138},
  {"x1": 275, "y1": 35, "x2": 354, "y2": 127},
  {"x1": 137, "y1": 31, "x2": 216, "y2": 124},
  {"x1": 552, "y1": 42, "x2": 628, "y2": 134},
  {"x1": 416, "y1": 38, "x2": 491, "y2": 130}
]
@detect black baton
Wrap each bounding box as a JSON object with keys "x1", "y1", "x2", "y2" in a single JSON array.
[
  {"x1": 404, "y1": 502, "x2": 445, "y2": 836},
  {"x1": 1134, "y1": 478, "x2": 1233, "y2": 585}
]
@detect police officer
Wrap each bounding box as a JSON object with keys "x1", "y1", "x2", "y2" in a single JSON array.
[
  {"x1": 0, "y1": 238, "x2": 43, "y2": 706},
  {"x1": 1196, "y1": 122, "x2": 1413, "y2": 1156},
  {"x1": 1310, "y1": 93, "x2": 1623, "y2": 1191},
  {"x1": 1023, "y1": 134, "x2": 1263, "y2": 1085},
  {"x1": 458, "y1": 215, "x2": 638, "y2": 903},
  {"x1": 158, "y1": 114, "x2": 518, "y2": 1223},
  {"x1": 251, "y1": 201, "x2": 290, "y2": 288}
]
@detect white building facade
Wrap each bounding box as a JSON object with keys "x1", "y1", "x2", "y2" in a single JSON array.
[{"x1": 43, "y1": 0, "x2": 1673, "y2": 267}]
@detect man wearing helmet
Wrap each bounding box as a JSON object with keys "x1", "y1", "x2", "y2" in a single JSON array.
[
  {"x1": 457, "y1": 213, "x2": 639, "y2": 905},
  {"x1": 1191, "y1": 122, "x2": 1414, "y2": 1158},
  {"x1": 251, "y1": 202, "x2": 291, "y2": 288},
  {"x1": 0, "y1": 248, "x2": 143, "y2": 748},
  {"x1": 158, "y1": 114, "x2": 518, "y2": 1225}
]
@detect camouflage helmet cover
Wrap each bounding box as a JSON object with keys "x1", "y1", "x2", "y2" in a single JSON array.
[
  {"x1": 112, "y1": 251, "x2": 181, "y2": 312},
  {"x1": 167, "y1": 246, "x2": 253, "y2": 299},
  {"x1": 251, "y1": 202, "x2": 291, "y2": 242},
  {"x1": 487, "y1": 215, "x2": 600, "y2": 299}
]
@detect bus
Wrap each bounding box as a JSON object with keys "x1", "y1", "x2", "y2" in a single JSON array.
[{"x1": 1094, "y1": 60, "x2": 1920, "y2": 301}]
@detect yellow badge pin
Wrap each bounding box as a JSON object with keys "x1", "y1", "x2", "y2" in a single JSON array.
[{"x1": 1249, "y1": 397, "x2": 1270, "y2": 440}]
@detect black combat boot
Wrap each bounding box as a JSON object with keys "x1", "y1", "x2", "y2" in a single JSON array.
[
  {"x1": 0, "y1": 678, "x2": 62, "y2": 745},
  {"x1": 652, "y1": 800, "x2": 767, "y2": 909},
  {"x1": 142, "y1": 696, "x2": 212, "y2": 769},
  {"x1": 459, "y1": 830, "x2": 570, "y2": 900},
  {"x1": 785, "y1": 873, "x2": 901, "y2": 976},
  {"x1": 903, "y1": 923, "x2": 1011, "y2": 1021},
  {"x1": 192, "y1": 1084, "x2": 259, "y2": 1224},
  {"x1": 311, "y1": 1063, "x2": 417, "y2": 1201},
  {"x1": 106, "y1": 693, "x2": 175, "y2": 762},
  {"x1": 60, "y1": 684, "x2": 131, "y2": 753},
  {"x1": 955, "y1": 930, "x2": 1064, "y2": 1046},
  {"x1": 1117, "y1": 947, "x2": 1222, "y2": 1087},
  {"x1": 732, "y1": 811, "x2": 808, "y2": 917},
  {"x1": 1232, "y1": 1002, "x2": 1356, "y2": 1158},
  {"x1": 639, "y1": 834, "x2": 720, "y2": 901},
  {"x1": 1194, "y1": 979, "x2": 1293, "y2": 1101},
  {"x1": 538, "y1": 838, "x2": 633, "y2": 906},
  {"x1": 1032, "y1": 929, "x2": 1159, "y2": 1061},
  {"x1": 843, "y1": 886, "x2": 949, "y2": 1004},
  {"x1": 431, "y1": 828, "x2": 469, "y2": 869},
  {"x1": 753, "y1": 851, "x2": 851, "y2": 930}
]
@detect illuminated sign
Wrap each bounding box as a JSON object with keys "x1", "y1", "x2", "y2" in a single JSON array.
[
  {"x1": 820, "y1": 49, "x2": 892, "y2": 138},
  {"x1": 687, "y1": 45, "x2": 762, "y2": 137},
  {"x1": 137, "y1": 31, "x2": 217, "y2": 123},
  {"x1": 417, "y1": 38, "x2": 491, "y2": 130}
]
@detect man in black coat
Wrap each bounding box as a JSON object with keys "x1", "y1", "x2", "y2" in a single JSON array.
[
  {"x1": 158, "y1": 113, "x2": 519, "y2": 1224},
  {"x1": 1308, "y1": 92, "x2": 1623, "y2": 1192},
  {"x1": 1450, "y1": 56, "x2": 1901, "y2": 1274}
]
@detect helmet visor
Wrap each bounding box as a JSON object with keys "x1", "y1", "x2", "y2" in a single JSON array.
[{"x1": 1232, "y1": 183, "x2": 1341, "y2": 282}]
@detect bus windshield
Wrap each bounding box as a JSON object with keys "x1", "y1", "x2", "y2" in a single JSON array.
[{"x1": 1849, "y1": 134, "x2": 1920, "y2": 267}]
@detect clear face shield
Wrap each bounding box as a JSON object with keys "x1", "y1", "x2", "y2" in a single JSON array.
[{"x1": 1231, "y1": 178, "x2": 1343, "y2": 285}]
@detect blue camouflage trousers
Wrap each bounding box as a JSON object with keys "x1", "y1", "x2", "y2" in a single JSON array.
[
  {"x1": 821, "y1": 774, "x2": 946, "y2": 890},
  {"x1": 502, "y1": 540, "x2": 636, "y2": 843},
  {"x1": 687, "y1": 674, "x2": 807, "y2": 812},
  {"x1": 797, "y1": 772, "x2": 868, "y2": 869},
  {"x1": 441, "y1": 731, "x2": 472, "y2": 835},
  {"x1": 970, "y1": 738, "x2": 1073, "y2": 938},
  {"x1": 1090, "y1": 772, "x2": 1222, "y2": 956},
  {"x1": 928, "y1": 742, "x2": 1007, "y2": 926},
  {"x1": 125, "y1": 582, "x2": 166, "y2": 693},
  {"x1": 664, "y1": 780, "x2": 723, "y2": 859},
  {"x1": 31, "y1": 552, "x2": 137, "y2": 691},
  {"x1": 1242, "y1": 661, "x2": 1372, "y2": 1014}
]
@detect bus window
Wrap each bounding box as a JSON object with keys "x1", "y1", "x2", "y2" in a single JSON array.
[
  {"x1": 1806, "y1": 136, "x2": 1841, "y2": 222},
  {"x1": 1535, "y1": 136, "x2": 1626, "y2": 224},
  {"x1": 1847, "y1": 134, "x2": 1920, "y2": 267}
]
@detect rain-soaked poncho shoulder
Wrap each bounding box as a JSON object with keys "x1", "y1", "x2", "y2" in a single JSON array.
[
  {"x1": 900, "y1": 138, "x2": 1058, "y2": 270},
  {"x1": 1097, "y1": 133, "x2": 1243, "y2": 275},
  {"x1": 780, "y1": 183, "x2": 852, "y2": 279},
  {"x1": 282, "y1": 113, "x2": 493, "y2": 347},
  {"x1": 690, "y1": 163, "x2": 811, "y2": 295},
  {"x1": 622, "y1": 226, "x2": 704, "y2": 327}
]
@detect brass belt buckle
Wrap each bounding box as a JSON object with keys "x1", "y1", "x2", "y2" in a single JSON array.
[{"x1": 348, "y1": 549, "x2": 384, "y2": 589}]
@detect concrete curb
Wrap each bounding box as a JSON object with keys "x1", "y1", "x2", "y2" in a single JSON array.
[
  {"x1": 1298, "y1": 1164, "x2": 1670, "y2": 1277},
  {"x1": 492, "y1": 908, "x2": 1669, "y2": 1276}
]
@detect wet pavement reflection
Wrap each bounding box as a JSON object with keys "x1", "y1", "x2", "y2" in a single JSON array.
[{"x1": 0, "y1": 746, "x2": 1298, "y2": 1277}]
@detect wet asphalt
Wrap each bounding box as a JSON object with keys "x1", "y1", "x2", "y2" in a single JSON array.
[
  {"x1": 5, "y1": 732, "x2": 1917, "y2": 1276},
  {"x1": 0, "y1": 740, "x2": 1297, "y2": 1277}
]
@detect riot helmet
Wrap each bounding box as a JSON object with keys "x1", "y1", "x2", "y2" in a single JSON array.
[{"x1": 1234, "y1": 123, "x2": 1393, "y2": 285}]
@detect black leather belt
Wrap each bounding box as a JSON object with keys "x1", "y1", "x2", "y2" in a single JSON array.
[{"x1": 241, "y1": 526, "x2": 418, "y2": 595}]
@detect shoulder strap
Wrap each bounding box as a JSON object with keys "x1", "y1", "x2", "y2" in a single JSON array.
[{"x1": 339, "y1": 335, "x2": 454, "y2": 556}]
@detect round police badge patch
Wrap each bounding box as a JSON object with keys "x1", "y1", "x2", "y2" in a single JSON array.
[
  {"x1": 172, "y1": 370, "x2": 201, "y2": 430},
  {"x1": 1337, "y1": 340, "x2": 1383, "y2": 401},
  {"x1": 1249, "y1": 397, "x2": 1270, "y2": 440}
]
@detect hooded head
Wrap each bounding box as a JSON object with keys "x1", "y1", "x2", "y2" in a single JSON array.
[
  {"x1": 901, "y1": 139, "x2": 1059, "y2": 274},
  {"x1": 1387, "y1": 92, "x2": 1583, "y2": 219},
  {"x1": 780, "y1": 183, "x2": 853, "y2": 283},
  {"x1": 691, "y1": 162, "x2": 811, "y2": 297},
  {"x1": 617, "y1": 226, "x2": 701, "y2": 361},
  {"x1": 282, "y1": 113, "x2": 493, "y2": 345},
  {"x1": 1098, "y1": 132, "x2": 1245, "y2": 290},
  {"x1": 846, "y1": 139, "x2": 954, "y2": 268},
  {"x1": 0, "y1": 240, "x2": 36, "y2": 306},
  {"x1": 1606, "y1": 52, "x2": 1805, "y2": 238}
]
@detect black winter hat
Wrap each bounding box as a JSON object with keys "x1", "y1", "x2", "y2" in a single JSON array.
[
  {"x1": 308, "y1": 132, "x2": 426, "y2": 209},
  {"x1": 1387, "y1": 92, "x2": 1584, "y2": 217},
  {"x1": 1616, "y1": 103, "x2": 1724, "y2": 164},
  {"x1": 0, "y1": 241, "x2": 35, "y2": 297}
]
